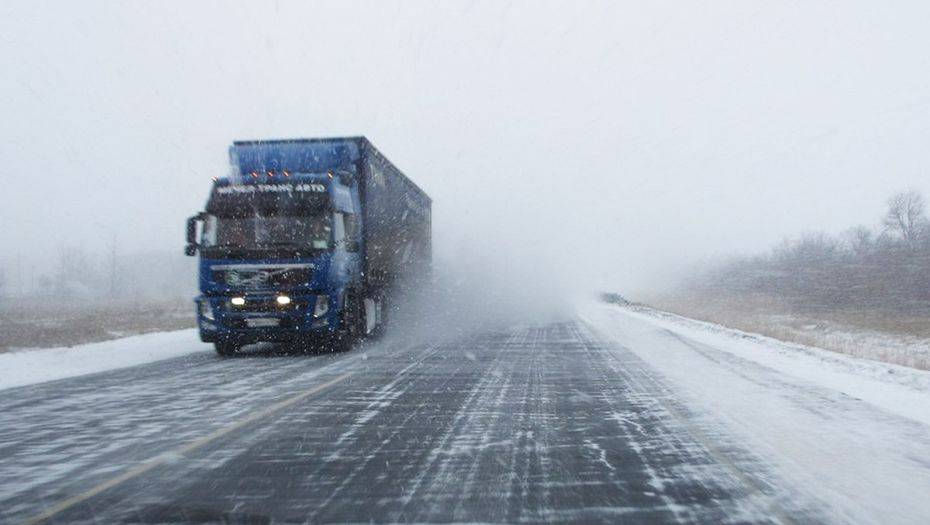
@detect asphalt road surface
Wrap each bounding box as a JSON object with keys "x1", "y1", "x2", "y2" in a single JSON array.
[{"x1": 1, "y1": 318, "x2": 828, "y2": 523}]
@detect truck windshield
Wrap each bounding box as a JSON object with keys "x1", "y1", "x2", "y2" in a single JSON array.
[{"x1": 203, "y1": 214, "x2": 332, "y2": 251}]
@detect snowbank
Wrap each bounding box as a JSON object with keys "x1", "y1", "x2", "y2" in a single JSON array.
[{"x1": 0, "y1": 329, "x2": 210, "y2": 391}]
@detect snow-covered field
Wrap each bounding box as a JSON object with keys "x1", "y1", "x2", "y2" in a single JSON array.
[
  {"x1": 754, "y1": 315, "x2": 930, "y2": 371},
  {"x1": 652, "y1": 297, "x2": 930, "y2": 370},
  {"x1": 582, "y1": 302, "x2": 930, "y2": 524},
  {"x1": 0, "y1": 300, "x2": 194, "y2": 352},
  {"x1": 0, "y1": 329, "x2": 210, "y2": 391}
]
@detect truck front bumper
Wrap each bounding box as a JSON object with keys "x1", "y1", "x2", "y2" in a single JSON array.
[{"x1": 196, "y1": 294, "x2": 337, "y2": 344}]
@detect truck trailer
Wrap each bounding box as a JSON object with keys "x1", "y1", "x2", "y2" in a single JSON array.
[{"x1": 185, "y1": 137, "x2": 431, "y2": 356}]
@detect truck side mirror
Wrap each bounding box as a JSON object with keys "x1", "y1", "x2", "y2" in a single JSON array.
[
  {"x1": 338, "y1": 173, "x2": 355, "y2": 186},
  {"x1": 185, "y1": 213, "x2": 206, "y2": 256}
]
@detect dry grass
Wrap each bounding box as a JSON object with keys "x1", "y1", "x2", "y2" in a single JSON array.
[
  {"x1": 0, "y1": 299, "x2": 195, "y2": 352},
  {"x1": 649, "y1": 293, "x2": 930, "y2": 371}
]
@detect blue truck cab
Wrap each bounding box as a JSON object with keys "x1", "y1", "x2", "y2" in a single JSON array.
[{"x1": 185, "y1": 137, "x2": 431, "y2": 356}]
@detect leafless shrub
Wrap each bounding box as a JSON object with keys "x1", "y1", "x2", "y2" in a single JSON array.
[{"x1": 689, "y1": 190, "x2": 930, "y2": 313}]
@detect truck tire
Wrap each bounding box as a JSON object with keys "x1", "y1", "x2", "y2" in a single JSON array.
[
  {"x1": 214, "y1": 341, "x2": 239, "y2": 357},
  {"x1": 373, "y1": 296, "x2": 387, "y2": 337},
  {"x1": 335, "y1": 291, "x2": 365, "y2": 351}
]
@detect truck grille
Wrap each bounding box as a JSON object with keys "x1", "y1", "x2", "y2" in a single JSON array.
[{"x1": 211, "y1": 266, "x2": 312, "y2": 289}]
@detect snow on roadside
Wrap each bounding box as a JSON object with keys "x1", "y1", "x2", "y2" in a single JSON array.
[
  {"x1": 581, "y1": 302, "x2": 930, "y2": 524},
  {"x1": 584, "y1": 303, "x2": 930, "y2": 426},
  {"x1": 652, "y1": 299, "x2": 930, "y2": 370},
  {"x1": 0, "y1": 329, "x2": 211, "y2": 391},
  {"x1": 808, "y1": 323, "x2": 930, "y2": 370},
  {"x1": 645, "y1": 306, "x2": 930, "y2": 387}
]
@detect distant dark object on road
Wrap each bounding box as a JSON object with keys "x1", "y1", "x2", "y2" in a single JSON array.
[{"x1": 601, "y1": 292, "x2": 629, "y2": 305}]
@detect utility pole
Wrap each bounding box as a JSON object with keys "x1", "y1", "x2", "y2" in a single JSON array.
[{"x1": 108, "y1": 232, "x2": 118, "y2": 295}]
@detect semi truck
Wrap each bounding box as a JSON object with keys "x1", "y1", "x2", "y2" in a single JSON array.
[{"x1": 185, "y1": 137, "x2": 431, "y2": 356}]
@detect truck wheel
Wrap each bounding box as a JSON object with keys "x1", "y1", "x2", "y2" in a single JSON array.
[
  {"x1": 372, "y1": 296, "x2": 387, "y2": 337},
  {"x1": 214, "y1": 341, "x2": 239, "y2": 357},
  {"x1": 336, "y1": 291, "x2": 364, "y2": 350}
]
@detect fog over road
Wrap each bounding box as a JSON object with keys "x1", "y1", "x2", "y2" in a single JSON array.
[{"x1": 3, "y1": 306, "x2": 929, "y2": 524}]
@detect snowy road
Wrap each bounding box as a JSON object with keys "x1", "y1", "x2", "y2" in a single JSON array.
[{"x1": 2, "y1": 306, "x2": 929, "y2": 523}]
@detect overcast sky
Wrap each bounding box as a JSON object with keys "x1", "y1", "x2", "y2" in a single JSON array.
[{"x1": 2, "y1": 1, "x2": 930, "y2": 298}]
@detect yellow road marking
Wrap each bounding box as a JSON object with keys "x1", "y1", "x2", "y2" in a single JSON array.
[{"x1": 25, "y1": 372, "x2": 353, "y2": 525}]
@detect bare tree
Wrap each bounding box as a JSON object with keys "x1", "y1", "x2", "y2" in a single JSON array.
[
  {"x1": 843, "y1": 226, "x2": 874, "y2": 257},
  {"x1": 883, "y1": 190, "x2": 926, "y2": 247},
  {"x1": 107, "y1": 232, "x2": 119, "y2": 295},
  {"x1": 689, "y1": 189, "x2": 930, "y2": 312},
  {"x1": 55, "y1": 246, "x2": 97, "y2": 298}
]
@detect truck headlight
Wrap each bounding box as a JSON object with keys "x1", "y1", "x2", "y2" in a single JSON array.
[
  {"x1": 230, "y1": 297, "x2": 246, "y2": 306},
  {"x1": 313, "y1": 295, "x2": 329, "y2": 318},
  {"x1": 276, "y1": 295, "x2": 291, "y2": 306},
  {"x1": 199, "y1": 300, "x2": 215, "y2": 321}
]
